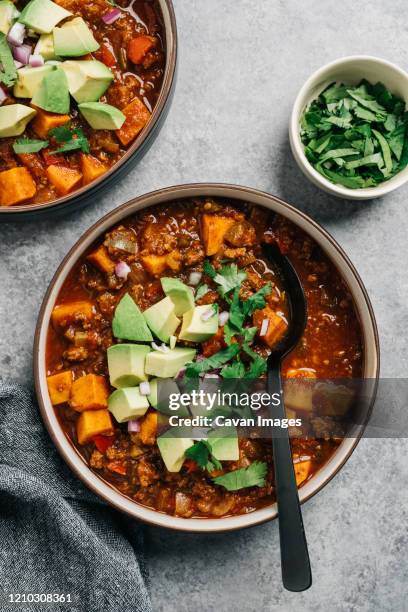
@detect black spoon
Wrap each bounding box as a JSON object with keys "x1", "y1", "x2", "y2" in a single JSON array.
[{"x1": 262, "y1": 241, "x2": 312, "y2": 592}]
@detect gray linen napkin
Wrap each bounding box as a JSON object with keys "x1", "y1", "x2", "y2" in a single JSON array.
[{"x1": 0, "y1": 382, "x2": 152, "y2": 612}]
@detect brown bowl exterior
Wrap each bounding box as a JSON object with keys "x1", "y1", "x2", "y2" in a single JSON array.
[
  {"x1": 0, "y1": 0, "x2": 177, "y2": 222},
  {"x1": 34, "y1": 184, "x2": 380, "y2": 532}
]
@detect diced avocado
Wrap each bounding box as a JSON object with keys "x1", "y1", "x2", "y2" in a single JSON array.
[
  {"x1": 161, "y1": 277, "x2": 195, "y2": 316},
  {"x1": 108, "y1": 387, "x2": 149, "y2": 423},
  {"x1": 112, "y1": 293, "x2": 153, "y2": 342},
  {"x1": 13, "y1": 64, "x2": 54, "y2": 98},
  {"x1": 34, "y1": 33, "x2": 60, "y2": 61},
  {"x1": 0, "y1": 104, "x2": 36, "y2": 137},
  {"x1": 31, "y1": 66, "x2": 70, "y2": 114},
  {"x1": 78, "y1": 101, "x2": 125, "y2": 130},
  {"x1": 0, "y1": 1, "x2": 15, "y2": 36},
  {"x1": 53, "y1": 17, "x2": 99, "y2": 57},
  {"x1": 107, "y1": 344, "x2": 151, "y2": 388},
  {"x1": 157, "y1": 433, "x2": 194, "y2": 472},
  {"x1": 208, "y1": 428, "x2": 239, "y2": 461},
  {"x1": 19, "y1": 0, "x2": 71, "y2": 34},
  {"x1": 145, "y1": 347, "x2": 196, "y2": 379},
  {"x1": 147, "y1": 378, "x2": 189, "y2": 417},
  {"x1": 143, "y1": 296, "x2": 180, "y2": 343},
  {"x1": 61, "y1": 60, "x2": 113, "y2": 103},
  {"x1": 179, "y1": 304, "x2": 219, "y2": 343}
]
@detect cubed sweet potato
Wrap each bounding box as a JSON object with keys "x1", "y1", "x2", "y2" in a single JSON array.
[
  {"x1": 77, "y1": 409, "x2": 114, "y2": 445},
  {"x1": 127, "y1": 35, "x2": 155, "y2": 64},
  {"x1": 70, "y1": 373, "x2": 109, "y2": 412},
  {"x1": 80, "y1": 153, "x2": 107, "y2": 185},
  {"x1": 46, "y1": 165, "x2": 83, "y2": 195},
  {"x1": 52, "y1": 301, "x2": 94, "y2": 328},
  {"x1": 141, "y1": 250, "x2": 182, "y2": 276},
  {"x1": 0, "y1": 167, "x2": 36, "y2": 206},
  {"x1": 116, "y1": 97, "x2": 151, "y2": 146},
  {"x1": 253, "y1": 306, "x2": 288, "y2": 348},
  {"x1": 294, "y1": 460, "x2": 312, "y2": 487},
  {"x1": 31, "y1": 107, "x2": 70, "y2": 139},
  {"x1": 87, "y1": 245, "x2": 115, "y2": 273},
  {"x1": 47, "y1": 370, "x2": 73, "y2": 405},
  {"x1": 201, "y1": 214, "x2": 235, "y2": 256},
  {"x1": 139, "y1": 411, "x2": 158, "y2": 445}
]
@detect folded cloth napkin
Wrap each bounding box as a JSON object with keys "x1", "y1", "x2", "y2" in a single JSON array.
[{"x1": 0, "y1": 382, "x2": 152, "y2": 612}]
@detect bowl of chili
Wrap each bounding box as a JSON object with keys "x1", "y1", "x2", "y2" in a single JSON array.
[
  {"x1": 0, "y1": 0, "x2": 177, "y2": 221},
  {"x1": 34, "y1": 184, "x2": 379, "y2": 532}
]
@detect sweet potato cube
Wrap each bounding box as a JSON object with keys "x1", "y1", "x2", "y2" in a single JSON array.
[
  {"x1": 253, "y1": 306, "x2": 288, "y2": 348},
  {"x1": 294, "y1": 460, "x2": 312, "y2": 487},
  {"x1": 139, "y1": 411, "x2": 158, "y2": 445},
  {"x1": 70, "y1": 374, "x2": 109, "y2": 412},
  {"x1": 141, "y1": 254, "x2": 168, "y2": 276},
  {"x1": 46, "y1": 165, "x2": 83, "y2": 195},
  {"x1": 0, "y1": 167, "x2": 36, "y2": 206},
  {"x1": 47, "y1": 370, "x2": 73, "y2": 405},
  {"x1": 77, "y1": 409, "x2": 114, "y2": 445},
  {"x1": 166, "y1": 250, "x2": 182, "y2": 272},
  {"x1": 80, "y1": 153, "x2": 107, "y2": 185},
  {"x1": 52, "y1": 301, "x2": 94, "y2": 328},
  {"x1": 116, "y1": 97, "x2": 151, "y2": 146},
  {"x1": 201, "y1": 214, "x2": 235, "y2": 256},
  {"x1": 31, "y1": 107, "x2": 70, "y2": 139},
  {"x1": 87, "y1": 245, "x2": 115, "y2": 274}
]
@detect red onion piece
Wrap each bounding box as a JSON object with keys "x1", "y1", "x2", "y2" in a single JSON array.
[
  {"x1": 128, "y1": 419, "x2": 141, "y2": 433},
  {"x1": 7, "y1": 22, "x2": 25, "y2": 46},
  {"x1": 12, "y1": 44, "x2": 32, "y2": 65},
  {"x1": 259, "y1": 318, "x2": 269, "y2": 337},
  {"x1": 139, "y1": 381, "x2": 151, "y2": 396},
  {"x1": 151, "y1": 342, "x2": 170, "y2": 353},
  {"x1": 29, "y1": 54, "x2": 44, "y2": 67},
  {"x1": 201, "y1": 307, "x2": 216, "y2": 322},
  {"x1": 218, "y1": 311, "x2": 229, "y2": 326},
  {"x1": 14, "y1": 60, "x2": 23, "y2": 69},
  {"x1": 0, "y1": 86, "x2": 7, "y2": 106},
  {"x1": 114, "y1": 261, "x2": 131, "y2": 279},
  {"x1": 189, "y1": 271, "x2": 202, "y2": 286},
  {"x1": 102, "y1": 8, "x2": 122, "y2": 24}
]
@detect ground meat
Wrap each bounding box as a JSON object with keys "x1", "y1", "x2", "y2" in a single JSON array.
[
  {"x1": 137, "y1": 458, "x2": 160, "y2": 487},
  {"x1": 97, "y1": 292, "x2": 117, "y2": 316},
  {"x1": 90, "y1": 449, "x2": 104, "y2": 469},
  {"x1": 63, "y1": 346, "x2": 89, "y2": 362},
  {"x1": 225, "y1": 220, "x2": 256, "y2": 247}
]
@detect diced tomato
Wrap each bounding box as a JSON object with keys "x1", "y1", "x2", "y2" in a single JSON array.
[
  {"x1": 127, "y1": 35, "x2": 155, "y2": 64},
  {"x1": 92, "y1": 434, "x2": 113, "y2": 453},
  {"x1": 42, "y1": 149, "x2": 64, "y2": 166},
  {"x1": 184, "y1": 459, "x2": 200, "y2": 474},
  {"x1": 95, "y1": 45, "x2": 117, "y2": 67},
  {"x1": 106, "y1": 461, "x2": 127, "y2": 475}
]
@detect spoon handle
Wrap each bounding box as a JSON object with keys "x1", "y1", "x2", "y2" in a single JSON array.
[{"x1": 267, "y1": 364, "x2": 312, "y2": 592}]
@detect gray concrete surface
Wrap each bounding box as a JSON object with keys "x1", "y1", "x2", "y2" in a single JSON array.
[{"x1": 1, "y1": 0, "x2": 407, "y2": 610}]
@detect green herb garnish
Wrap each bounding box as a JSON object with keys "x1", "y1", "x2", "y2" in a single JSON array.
[
  {"x1": 185, "y1": 344, "x2": 241, "y2": 377},
  {"x1": 301, "y1": 80, "x2": 408, "y2": 188},
  {"x1": 0, "y1": 33, "x2": 17, "y2": 87},
  {"x1": 49, "y1": 126, "x2": 90, "y2": 154},
  {"x1": 195, "y1": 283, "x2": 209, "y2": 301},
  {"x1": 13, "y1": 138, "x2": 49, "y2": 154},
  {"x1": 185, "y1": 441, "x2": 222, "y2": 472},
  {"x1": 212, "y1": 461, "x2": 268, "y2": 491}
]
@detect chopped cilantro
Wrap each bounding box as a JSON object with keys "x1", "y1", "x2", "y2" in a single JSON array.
[
  {"x1": 0, "y1": 33, "x2": 17, "y2": 87},
  {"x1": 49, "y1": 126, "x2": 90, "y2": 154},
  {"x1": 184, "y1": 344, "x2": 241, "y2": 377},
  {"x1": 213, "y1": 263, "x2": 247, "y2": 298},
  {"x1": 195, "y1": 283, "x2": 209, "y2": 301},
  {"x1": 203, "y1": 259, "x2": 216, "y2": 279},
  {"x1": 185, "y1": 441, "x2": 222, "y2": 472},
  {"x1": 212, "y1": 461, "x2": 268, "y2": 491},
  {"x1": 13, "y1": 138, "x2": 49, "y2": 154}
]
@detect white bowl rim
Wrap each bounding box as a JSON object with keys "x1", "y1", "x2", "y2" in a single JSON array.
[
  {"x1": 290, "y1": 54, "x2": 408, "y2": 199},
  {"x1": 34, "y1": 183, "x2": 380, "y2": 533}
]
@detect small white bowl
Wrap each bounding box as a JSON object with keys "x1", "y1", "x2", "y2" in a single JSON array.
[{"x1": 290, "y1": 56, "x2": 408, "y2": 200}]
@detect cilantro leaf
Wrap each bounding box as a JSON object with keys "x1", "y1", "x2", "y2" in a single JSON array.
[
  {"x1": 13, "y1": 138, "x2": 49, "y2": 154},
  {"x1": 185, "y1": 441, "x2": 222, "y2": 472},
  {"x1": 203, "y1": 259, "x2": 216, "y2": 279},
  {"x1": 242, "y1": 283, "x2": 272, "y2": 316},
  {"x1": 195, "y1": 283, "x2": 209, "y2": 301},
  {"x1": 212, "y1": 461, "x2": 268, "y2": 491},
  {"x1": 220, "y1": 359, "x2": 246, "y2": 378},
  {"x1": 0, "y1": 33, "x2": 17, "y2": 87},
  {"x1": 212, "y1": 263, "x2": 247, "y2": 298},
  {"x1": 49, "y1": 126, "x2": 90, "y2": 154},
  {"x1": 184, "y1": 344, "x2": 241, "y2": 377}
]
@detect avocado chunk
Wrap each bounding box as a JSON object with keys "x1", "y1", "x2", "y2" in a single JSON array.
[
  {"x1": 0, "y1": 1, "x2": 15, "y2": 36},
  {"x1": 108, "y1": 387, "x2": 149, "y2": 423},
  {"x1": 31, "y1": 66, "x2": 70, "y2": 114},
  {"x1": 107, "y1": 344, "x2": 151, "y2": 388},
  {"x1": 53, "y1": 17, "x2": 99, "y2": 57},
  {"x1": 61, "y1": 60, "x2": 113, "y2": 103},
  {"x1": 34, "y1": 33, "x2": 60, "y2": 61},
  {"x1": 161, "y1": 277, "x2": 195, "y2": 316},
  {"x1": 13, "y1": 64, "x2": 54, "y2": 98},
  {"x1": 147, "y1": 378, "x2": 189, "y2": 417},
  {"x1": 208, "y1": 428, "x2": 239, "y2": 461},
  {"x1": 143, "y1": 296, "x2": 180, "y2": 343},
  {"x1": 179, "y1": 304, "x2": 219, "y2": 343},
  {"x1": 112, "y1": 293, "x2": 153, "y2": 342},
  {"x1": 157, "y1": 433, "x2": 194, "y2": 472},
  {"x1": 145, "y1": 347, "x2": 196, "y2": 378},
  {"x1": 78, "y1": 101, "x2": 125, "y2": 130},
  {"x1": 19, "y1": 0, "x2": 71, "y2": 34},
  {"x1": 0, "y1": 104, "x2": 36, "y2": 136}
]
